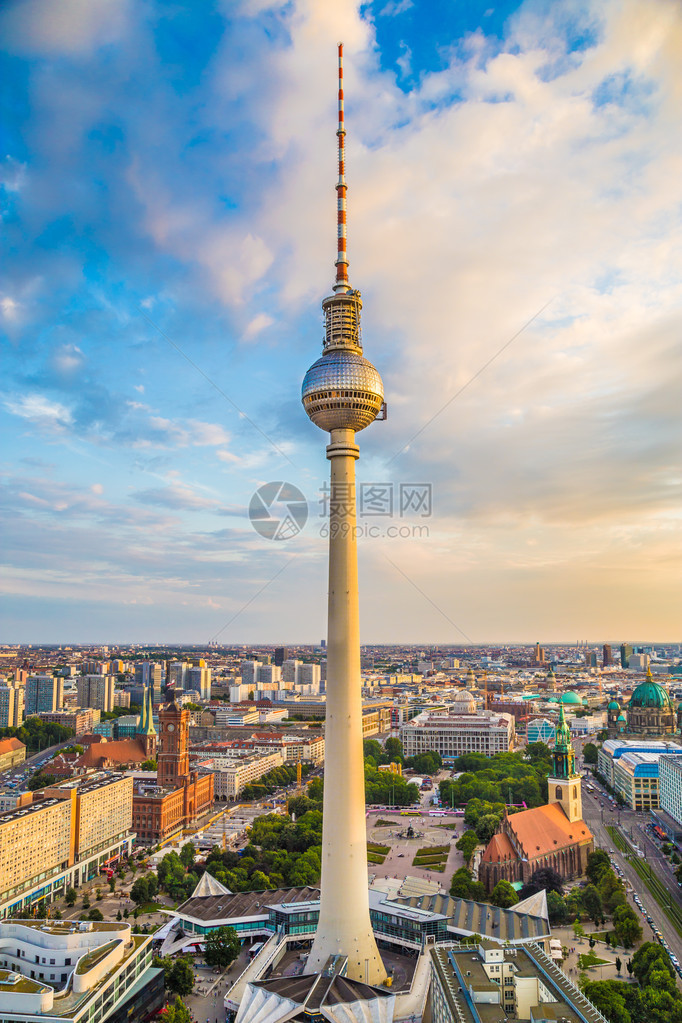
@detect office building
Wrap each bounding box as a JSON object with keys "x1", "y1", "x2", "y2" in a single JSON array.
[
  {"x1": 612, "y1": 749, "x2": 682, "y2": 811},
  {"x1": 620, "y1": 643, "x2": 633, "y2": 668},
  {"x1": 603, "y1": 644, "x2": 614, "y2": 667},
  {"x1": 112, "y1": 688, "x2": 131, "y2": 708},
  {"x1": 169, "y1": 660, "x2": 190, "y2": 689},
  {"x1": 400, "y1": 690, "x2": 514, "y2": 759},
  {"x1": 658, "y1": 755, "x2": 682, "y2": 833},
  {"x1": 0, "y1": 773, "x2": 134, "y2": 918},
  {"x1": 0, "y1": 920, "x2": 163, "y2": 1023},
  {"x1": 134, "y1": 660, "x2": 164, "y2": 702},
  {"x1": 274, "y1": 646, "x2": 288, "y2": 666},
  {"x1": 598, "y1": 738, "x2": 682, "y2": 788},
  {"x1": 198, "y1": 750, "x2": 284, "y2": 800},
  {"x1": 41, "y1": 709, "x2": 101, "y2": 734},
  {"x1": 77, "y1": 674, "x2": 115, "y2": 713},
  {"x1": 526, "y1": 717, "x2": 555, "y2": 744},
  {"x1": 189, "y1": 665, "x2": 211, "y2": 700},
  {"x1": 25, "y1": 673, "x2": 64, "y2": 715}
]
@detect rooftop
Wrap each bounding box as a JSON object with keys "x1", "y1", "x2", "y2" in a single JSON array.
[{"x1": 175, "y1": 885, "x2": 320, "y2": 923}]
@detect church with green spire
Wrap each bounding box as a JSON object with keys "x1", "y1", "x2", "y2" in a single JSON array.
[
  {"x1": 136, "y1": 682, "x2": 157, "y2": 759},
  {"x1": 548, "y1": 702, "x2": 582, "y2": 822}
]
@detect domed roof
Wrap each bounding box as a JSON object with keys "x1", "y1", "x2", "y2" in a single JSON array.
[
  {"x1": 559, "y1": 691, "x2": 582, "y2": 705},
  {"x1": 628, "y1": 679, "x2": 672, "y2": 711},
  {"x1": 608, "y1": 700, "x2": 620, "y2": 711},
  {"x1": 453, "y1": 689, "x2": 476, "y2": 714},
  {"x1": 617, "y1": 713, "x2": 627, "y2": 721}
]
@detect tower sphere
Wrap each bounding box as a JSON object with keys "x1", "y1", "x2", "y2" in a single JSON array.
[{"x1": 302, "y1": 349, "x2": 384, "y2": 433}]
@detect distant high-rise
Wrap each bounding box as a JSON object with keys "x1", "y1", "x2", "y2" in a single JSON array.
[
  {"x1": 25, "y1": 674, "x2": 63, "y2": 716},
  {"x1": 620, "y1": 644, "x2": 633, "y2": 669},
  {"x1": 134, "y1": 661, "x2": 163, "y2": 702},
  {"x1": 300, "y1": 44, "x2": 386, "y2": 984},
  {"x1": 77, "y1": 674, "x2": 115, "y2": 713},
  {"x1": 532, "y1": 642, "x2": 545, "y2": 665},
  {"x1": 603, "y1": 644, "x2": 614, "y2": 667},
  {"x1": 274, "y1": 646, "x2": 288, "y2": 666}
]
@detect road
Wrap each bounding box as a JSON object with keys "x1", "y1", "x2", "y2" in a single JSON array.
[{"x1": 574, "y1": 737, "x2": 682, "y2": 975}]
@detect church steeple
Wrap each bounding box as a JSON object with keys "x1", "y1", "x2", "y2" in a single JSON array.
[{"x1": 549, "y1": 701, "x2": 582, "y2": 822}]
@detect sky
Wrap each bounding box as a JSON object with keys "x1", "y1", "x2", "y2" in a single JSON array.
[{"x1": 1, "y1": 0, "x2": 681, "y2": 646}]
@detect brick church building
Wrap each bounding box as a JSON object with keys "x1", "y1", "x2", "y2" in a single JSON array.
[
  {"x1": 479, "y1": 702, "x2": 593, "y2": 890},
  {"x1": 132, "y1": 690, "x2": 214, "y2": 845}
]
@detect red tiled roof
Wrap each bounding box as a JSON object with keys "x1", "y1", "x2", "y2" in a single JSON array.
[
  {"x1": 508, "y1": 802, "x2": 593, "y2": 858},
  {"x1": 481, "y1": 831, "x2": 518, "y2": 863},
  {"x1": 0, "y1": 737, "x2": 26, "y2": 754}
]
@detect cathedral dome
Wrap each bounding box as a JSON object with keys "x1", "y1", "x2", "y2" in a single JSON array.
[
  {"x1": 559, "y1": 691, "x2": 582, "y2": 705},
  {"x1": 453, "y1": 689, "x2": 476, "y2": 714},
  {"x1": 608, "y1": 700, "x2": 620, "y2": 711},
  {"x1": 628, "y1": 679, "x2": 672, "y2": 710}
]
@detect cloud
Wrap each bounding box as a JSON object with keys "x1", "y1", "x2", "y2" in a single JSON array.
[
  {"x1": 132, "y1": 484, "x2": 220, "y2": 511},
  {"x1": 0, "y1": 0, "x2": 130, "y2": 55},
  {"x1": 242, "y1": 312, "x2": 274, "y2": 341},
  {"x1": 3, "y1": 393, "x2": 73, "y2": 432}
]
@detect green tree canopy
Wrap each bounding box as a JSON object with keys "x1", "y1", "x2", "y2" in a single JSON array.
[
  {"x1": 612, "y1": 905, "x2": 643, "y2": 948},
  {"x1": 583, "y1": 742, "x2": 599, "y2": 764},
  {"x1": 490, "y1": 880, "x2": 519, "y2": 908},
  {"x1": 205, "y1": 926, "x2": 240, "y2": 969},
  {"x1": 586, "y1": 849, "x2": 611, "y2": 885}
]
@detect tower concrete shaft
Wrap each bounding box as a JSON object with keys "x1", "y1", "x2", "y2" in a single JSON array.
[{"x1": 306, "y1": 428, "x2": 386, "y2": 984}]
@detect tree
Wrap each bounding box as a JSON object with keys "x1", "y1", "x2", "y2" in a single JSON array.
[
  {"x1": 582, "y1": 981, "x2": 632, "y2": 1023},
  {"x1": 547, "y1": 890, "x2": 568, "y2": 925},
  {"x1": 205, "y1": 926, "x2": 241, "y2": 969},
  {"x1": 475, "y1": 814, "x2": 501, "y2": 843},
  {"x1": 65, "y1": 887, "x2": 77, "y2": 906},
  {"x1": 589, "y1": 936, "x2": 596, "y2": 949},
  {"x1": 450, "y1": 867, "x2": 474, "y2": 899},
  {"x1": 130, "y1": 877, "x2": 150, "y2": 905},
  {"x1": 582, "y1": 884, "x2": 603, "y2": 924},
  {"x1": 519, "y1": 867, "x2": 563, "y2": 899},
  {"x1": 631, "y1": 942, "x2": 675, "y2": 987},
  {"x1": 384, "y1": 737, "x2": 404, "y2": 762},
  {"x1": 626, "y1": 960, "x2": 633, "y2": 977},
  {"x1": 179, "y1": 843, "x2": 196, "y2": 869},
  {"x1": 160, "y1": 996, "x2": 192, "y2": 1023},
  {"x1": 456, "y1": 830, "x2": 478, "y2": 863},
  {"x1": 82, "y1": 895, "x2": 91, "y2": 910},
  {"x1": 140, "y1": 759, "x2": 157, "y2": 771},
  {"x1": 598, "y1": 870, "x2": 626, "y2": 912},
  {"x1": 583, "y1": 743, "x2": 599, "y2": 764},
  {"x1": 586, "y1": 849, "x2": 611, "y2": 885},
  {"x1": 612, "y1": 905, "x2": 643, "y2": 948},
  {"x1": 616, "y1": 957, "x2": 622, "y2": 974},
  {"x1": 88, "y1": 908, "x2": 104, "y2": 921},
  {"x1": 573, "y1": 921, "x2": 585, "y2": 941},
  {"x1": 28, "y1": 772, "x2": 57, "y2": 791},
  {"x1": 168, "y1": 957, "x2": 194, "y2": 996},
  {"x1": 490, "y1": 880, "x2": 519, "y2": 908}
]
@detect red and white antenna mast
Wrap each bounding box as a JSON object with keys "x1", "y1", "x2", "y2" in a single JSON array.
[{"x1": 334, "y1": 42, "x2": 350, "y2": 293}]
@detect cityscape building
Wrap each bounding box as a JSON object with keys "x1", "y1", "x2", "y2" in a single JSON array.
[
  {"x1": 0, "y1": 737, "x2": 26, "y2": 772},
  {"x1": 0, "y1": 773, "x2": 134, "y2": 919},
  {"x1": 76, "y1": 674, "x2": 115, "y2": 713},
  {"x1": 0, "y1": 920, "x2": 163, "y2": 1023},
  {"x1": 400, "y1": 690, "x2": 514, "y2": 759},
  {"x1": 480, "y1": 703, "x2": 593, "y2": 888},
  {"x1": 299, "y1": 44, "x2": 386, "y2": 985},
  {"x1": 25, "y1": 673, "x2": 63, "y2": 715}
]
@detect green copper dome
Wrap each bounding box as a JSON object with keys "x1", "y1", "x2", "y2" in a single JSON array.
[
  {"x1": 617, "y1": 713, "x2": 627, "y2": 721},
  {"x1": 628, "y1": 679, "x2": 672, "y2": 710},
  {"x1": 608, "y1": 700, "x2": 620, "y2": 711},
  {"x1": 560, "y1": 691, "x2": 582, "y2": 705}
]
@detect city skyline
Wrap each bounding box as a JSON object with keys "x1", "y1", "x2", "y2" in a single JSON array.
[{"x1": 2, "y1": 0, "x2": 681, "y2": 644}]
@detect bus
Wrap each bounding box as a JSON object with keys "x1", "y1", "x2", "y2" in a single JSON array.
[
  {"x1": 653, "y1": 825, "x2": 667, "y2": 841},
  {"x1": 400, "y1": 810, "x2": 421, "y2": 816},
  {"x1": 248, "y1": 942, "x2": 266, "y2": 959}
]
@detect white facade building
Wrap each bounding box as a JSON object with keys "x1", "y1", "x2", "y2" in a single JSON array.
[
  {"x1": 400, "y1": 690, "x2": 514, "y2": 759},
  {"x1": 659, "y1": 755, "x2": 682, "y2": 828}
]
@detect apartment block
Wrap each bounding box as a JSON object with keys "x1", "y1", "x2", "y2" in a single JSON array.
[
  {"x1": 0, "y1": 773, "x2": 134, "y2": 918},
  {"x1": 76, "y1": 675, "x2": 115, "y2": 713},
  {"x1": 25, "y1": 674, "x2": 64, "y2": 715}
]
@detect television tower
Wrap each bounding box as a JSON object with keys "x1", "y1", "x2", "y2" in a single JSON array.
[{"x1": 301, "y1": 43, "x2": 386, "y2": 985}]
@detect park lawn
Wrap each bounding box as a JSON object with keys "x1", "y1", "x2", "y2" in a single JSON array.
[
  {"x1": 367, "y1": 852, "x2": 387, "y2": 864},
  {"x1": 415, "y1": 846, "x2": 449, "y2": 856},
  {"x1": 367, "y1": 843, "x2": 390, "y2": 854},
  {"x1": 578, "y1": 953, "x2": 611, "y2": 969},
  {"x1": 137, "y1": 901, "x2": 166, "y2": 914}
]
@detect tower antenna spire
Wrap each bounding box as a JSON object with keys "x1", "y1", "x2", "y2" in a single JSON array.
[{"x1": 335, "y1": 42, "x2": 350, "y2": 293}]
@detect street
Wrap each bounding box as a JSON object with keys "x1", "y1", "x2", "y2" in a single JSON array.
[{"x1": 574, "y1": 737, "x2": 682, "y2": 979}]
